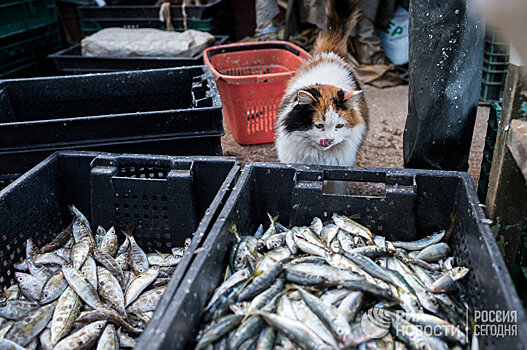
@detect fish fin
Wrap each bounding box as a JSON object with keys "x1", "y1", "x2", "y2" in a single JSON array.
[
  {"x1": 444, "y1": 212, "x2": 457, "y2": 241},
  {"x1": 267, "y1": 213, "x2": 279, "y2": 223},
  {"x1": 223, "y1": 266, "x2": 230, "y2": 282},
  {"x1": 229, "y1": 223, "x2": 241, "y2": 242}
]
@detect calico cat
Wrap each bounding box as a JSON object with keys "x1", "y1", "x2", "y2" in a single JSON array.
[{"x1": 275, "y1": 0, "x2": 368, "y2": 192}]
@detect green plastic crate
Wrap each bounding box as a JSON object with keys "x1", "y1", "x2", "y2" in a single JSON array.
[
  {"x1": 189, "y1": 17, "x2": 214, "y2": 31},
  {"x1": 481, "y1": 31, "x2": 509, "y2": 102},
  {"x1": 0, "y1": 0, "x2": 58, "y2": 40},
  {"x1": 478, "y1": 101, "x2": 502, "y2": 203},
  {"x1": 0, "y1": 23, "x2": 62, "y2": 77},
  {"x1": 79, "y1": 19, "x2": 100, "y2": 36},
  {"x1": 478, "y1": 101, "x2": 527, "y2": 203}
]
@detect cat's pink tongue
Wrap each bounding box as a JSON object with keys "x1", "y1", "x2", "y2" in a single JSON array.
[{"x1": 320, "y1": 139, "x2": 333, "y2": 147}]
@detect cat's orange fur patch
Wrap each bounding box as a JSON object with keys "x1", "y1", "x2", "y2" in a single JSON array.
[{"x1": 301, "y1": 85, "x2": 368, "y2": 128}]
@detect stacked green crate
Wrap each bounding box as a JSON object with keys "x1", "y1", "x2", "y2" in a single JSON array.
[
  {"x1": 477, "y1": 101, "x2": 502, "y2": 203},
  {"x1": 0, "y1": 0, "x2": 57, "y2": 39},
  {"x1": 479, "y1": 101, "x2": 527, "y2": 305},
  {"x1": 478, "y1": 101, "x2": 527, "y2": 203},
  {"x1": 0, "y1": 0, "x2": 62, "y2": 77},
  {"x1": 481, "y1": 31, "x2": 509, "y2": 102}
]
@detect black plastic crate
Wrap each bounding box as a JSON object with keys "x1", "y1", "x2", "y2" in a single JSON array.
[
  {"x1": 0, "y1": 150, "x2": 239, "y2": 341},
  {"x1": 78, "y1": 0, "x2": 223, "y2": 21},
  {"x1": 0, "y1": 134, "x2": 223, "y2": 175},
  {"x1": 511, "y1": 232, "x2": 527, "y2": 307},
  {"x1": 0, "y1": 66, "x2": 224, "y2": 173},
  {"x1": 49, "y1": 35, "x2": 228, "y2": 73},
  {"x1": 141, "y1": 163, "x2": 527, "y2": 350},
  {"x1": 0, "y1": 173, "x2": 20, "y2": 191},
  {"x1": 78, "y1": 16, "x2": 218, "y2": 35},
  {"x1": 105, "y1": 0, "x2": 156, "y2": 3}
]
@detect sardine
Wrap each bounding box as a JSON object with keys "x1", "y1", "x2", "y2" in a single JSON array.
[
  {"x1": 124, "y1": 232, "x2": 149, "y2": 275},
  {"x1": 50, "y1": 287, "x2": 81, "y2": 347},
  {"x1": 97, "y1": 324, "x2": 119, "y2": 350},
  {"x1": 125, "y1": 266, "x2": 160, "y2": 307},
  {"x1": 391, "y1": 230, "x2": 445, "y2": 251},
  {"x1": 97, "y1": 267, "x2": 127, "y2": 317},
  {"x1": 5, "y1": 301, "x2": 56, "y2": 346},
  {"x1": 62, "y1": 264, "x2": 103, "y2": 309},
  {"x1": 54, "y1": 320, "x2": 107, "y2": 350}
]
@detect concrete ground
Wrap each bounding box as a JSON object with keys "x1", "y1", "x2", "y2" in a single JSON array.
[{"x1": 221, "y1": 84, "x2": 489, "y2": 187}]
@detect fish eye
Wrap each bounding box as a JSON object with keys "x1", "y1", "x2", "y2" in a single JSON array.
[
  {"x1": 336, "y1": 124, "x2": 344, "y2": 129},
  {"x1": 152, "y1": 266, "x2": 159, "y2": 270},
  {"x1": 43, "y1": 293, "x2": 48, "y2": 298},
  {"x1": 315, "y1": 124, "x2": 324, "y2": 129},
  {"x1": 97, "y1": 324, "x2": 103, "y2": 329},
  {"x1": 0, "y1": 302, "x2": 6, "y2": 307},
  {"x1": 17, "y1": 277, "x2": 23, "y2": 282}
]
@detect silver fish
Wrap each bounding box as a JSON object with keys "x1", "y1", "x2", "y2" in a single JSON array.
[
  {"x1": 391, "y1": 230, "x2": 445, "y2": 251},
  {"x1": 54, "y1": 320, "x2": 107, "y2": 350},
  {"x1": 5, "y1": 301, "x2": 56, "y2": 346},
  {"x1": 50, "y1": 287, "x2": 81, "y2": 347}
]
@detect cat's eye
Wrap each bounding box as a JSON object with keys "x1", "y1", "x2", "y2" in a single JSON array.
[
  {"x1": 336, "y1": 124, "x2": 344, "y2": 129},
  {"x1": 315, "y1": 124, "x2": 324, "y2": 129}
]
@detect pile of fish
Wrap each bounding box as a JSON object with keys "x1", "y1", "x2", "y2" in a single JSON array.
[
  {"x1": 0, "y1": 205, "x2": 188, "y2": 350},
  {"x1": 196, "y1": 213, "x2": 473, "y2": 350}
]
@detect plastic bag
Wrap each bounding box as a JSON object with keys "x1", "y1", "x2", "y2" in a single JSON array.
[
  {"x1": 81, "y1": 28, "x2": 215, "y2": 58},
  {"x1": 376, "y1": 6, "x2": 408, "y2": 65}
]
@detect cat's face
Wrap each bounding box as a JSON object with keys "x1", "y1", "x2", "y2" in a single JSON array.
[{"x1": 282, "y1": 85, "x2": 365, "y2": 150}]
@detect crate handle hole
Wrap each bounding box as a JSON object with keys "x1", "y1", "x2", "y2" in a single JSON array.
[{"x1": 323, "y1": 181, "x2": 386, "y2": 197}]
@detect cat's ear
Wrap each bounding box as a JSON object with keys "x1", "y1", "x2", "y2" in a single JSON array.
[
  {"x1": 343, "y1": 90, "x2": 363, "y2": 105},
  {"x1": 296, "y1": 90, "x2": 317, "y2": 105}
]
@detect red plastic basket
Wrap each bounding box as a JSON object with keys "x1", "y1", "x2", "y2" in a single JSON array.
[{"x1": 204, "y1": 41, "x2": 311, "y2": 145}]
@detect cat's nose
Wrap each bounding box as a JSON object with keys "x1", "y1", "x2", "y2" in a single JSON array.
[{"x1": 320, "y1": 139, "x2": 334, "y2": 147}]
